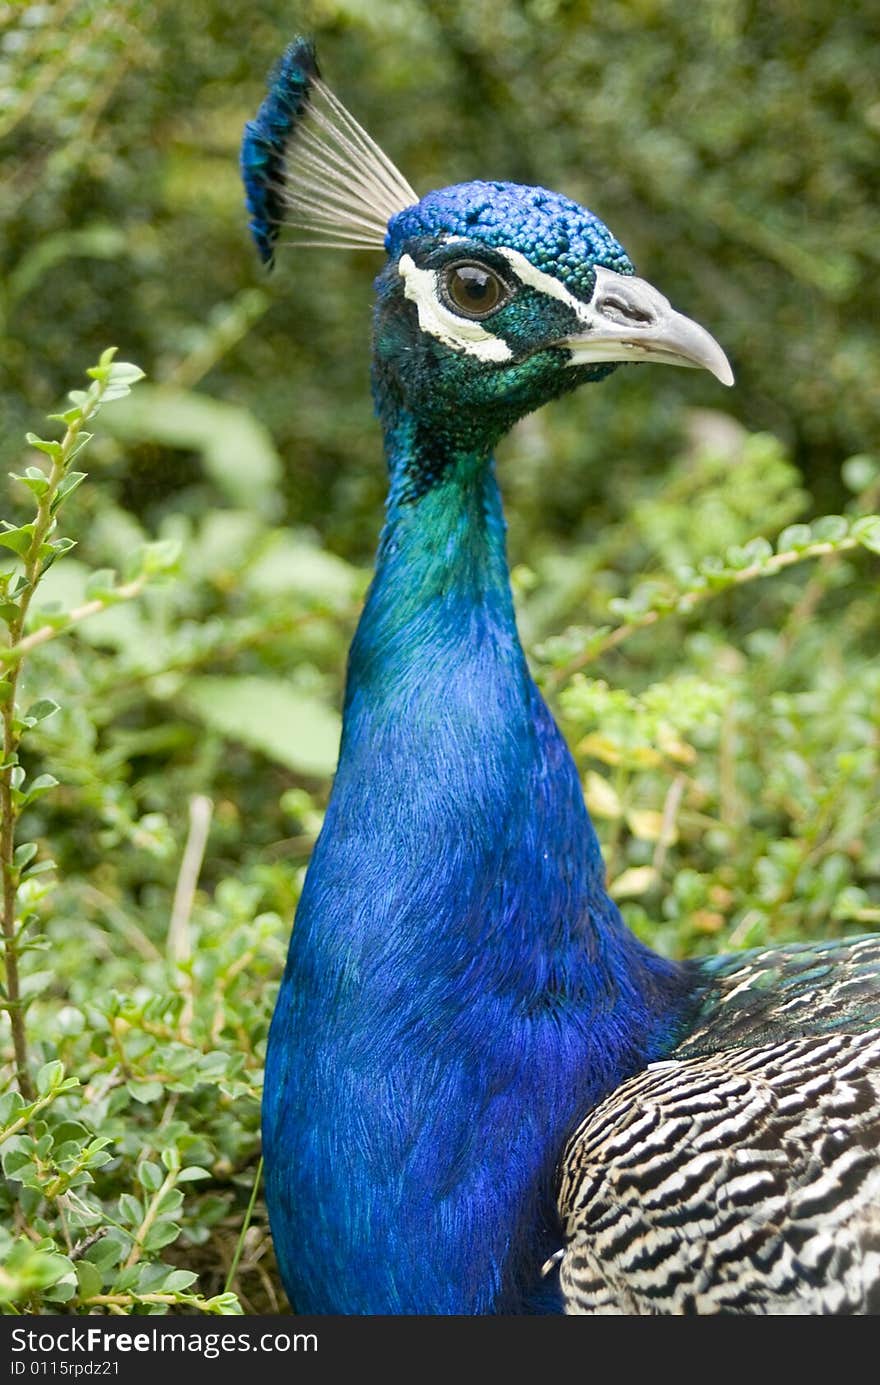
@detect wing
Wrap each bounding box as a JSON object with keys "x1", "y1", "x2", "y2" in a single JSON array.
[
  {"x1": 556, "y1": 1030, "x2": 880, "y2": 1314},
  {"x1": 680, "y1": 934, "x2": 880, "y2": 1057}
]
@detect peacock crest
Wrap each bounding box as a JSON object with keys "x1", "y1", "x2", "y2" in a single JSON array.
[{"x1": 240, "y1": 38, "x2": 417, "y2": 263}]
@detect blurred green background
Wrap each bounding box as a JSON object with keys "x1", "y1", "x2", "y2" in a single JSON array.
[
  {"x1": 1, "y1": 0, "x2": 878, "y2": 1315},
  {"x1": 4, "y1": 0, "x2": 879, "y2": 543}
]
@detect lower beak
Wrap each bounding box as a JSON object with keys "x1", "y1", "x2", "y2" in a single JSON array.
[{"x1": 561, "y1": 266, "x2": 734, "y2": 387}]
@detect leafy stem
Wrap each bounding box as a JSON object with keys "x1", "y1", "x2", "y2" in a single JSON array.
[
  {"x1": 542, "y1": 518, "x2": 880, "y2": 691},
  {"x1": 0, "y1": 349, "x2": 145, "y2": 1099},
  {"x1": 0, "y1": 574, "x2": 150, "y2": 667}
]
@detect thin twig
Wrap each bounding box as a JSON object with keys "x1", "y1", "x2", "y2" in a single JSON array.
[
  {"x1": 0, "y1": 576, "x2": 148, "y2": 666},
  {"x1": 652, "y1": 773, "x2": 687, "y2": 876},
  {"x1": 124, "y1": 1167, "x2": 177, "y2": 1271},
  {"x1": 224, "y1": 1157, "x2": 263, "y2": 1295},
  {"x1": 168, "y1": 794, "x2": 213, "y2": 1039},
  {"x1": 546, "y1": 536, "x2": 862, "y2": 689}
]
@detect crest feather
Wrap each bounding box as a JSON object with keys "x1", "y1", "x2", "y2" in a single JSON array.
[{"x1": 241, "y1": 38, "x2": 417, "y2": 265}]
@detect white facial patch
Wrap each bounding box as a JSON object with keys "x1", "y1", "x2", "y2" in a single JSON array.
[
  {"x1": 397, "y1": 253, "x2": 513, "y2": 362},
  {"x1": 493, "y1": 246, "x2": 594, "y2": 325}
]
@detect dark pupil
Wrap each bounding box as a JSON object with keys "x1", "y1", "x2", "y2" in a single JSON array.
[{"x1": 447, "y1": 264, "x2": 501, "y2": 316}]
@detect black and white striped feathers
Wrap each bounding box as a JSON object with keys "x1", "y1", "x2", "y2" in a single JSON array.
[{"x1": 557, "y1": 938, "x2": 880, "y2": 1314}]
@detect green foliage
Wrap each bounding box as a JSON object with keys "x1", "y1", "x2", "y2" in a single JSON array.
[
  {"x1": 2, "y1": 0, "x2": 878, "y2": 548},
  {"x1": 0, "y1": 355, "x2": 265, "y2": 1312},
  {"x1": 527, "y1": 434, "x2": 880, "y2": 958},
  {"x1": 1, "y1": 0, "x2": 878, "y2": 1316}
]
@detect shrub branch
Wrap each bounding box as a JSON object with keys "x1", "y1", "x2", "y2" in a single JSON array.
[{"x1": 0, "y1": 350, "x2": 145, "y2": 1099}]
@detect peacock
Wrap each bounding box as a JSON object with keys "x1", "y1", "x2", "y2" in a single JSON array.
[{"x1": 240, "y1": 39, "x2": 880, "y2": 1315}]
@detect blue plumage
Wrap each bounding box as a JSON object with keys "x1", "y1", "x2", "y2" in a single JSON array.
[
  {"x1": 263, "y1": 448, "x2": 693, "y2": 1312},
  {"x1": 240, "y1": 39, "x2": 319, "y2": 266},
  {"x1": 246, "y1": 41, "x2": 880, "y2": 1317},
  {"x1": 387, "y1": 181, "x2": 633, "y2": 295}
]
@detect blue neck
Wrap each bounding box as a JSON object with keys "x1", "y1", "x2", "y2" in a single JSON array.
[{"x1": 263, "y1": 411, "x2": 693, "y2": 1314}]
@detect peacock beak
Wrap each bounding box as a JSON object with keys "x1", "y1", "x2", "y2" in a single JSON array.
[{"x1": 561, "y1": 266, "x2": 734, "y2": 386}]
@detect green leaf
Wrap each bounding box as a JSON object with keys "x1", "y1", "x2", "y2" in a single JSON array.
[
  {"x1": 841, "y1": 455, "x2": 878, "y2": 493},
  {"x1": 52, "y1": 471, "x2": 88, "y2": 509},
  {"x1": 179, "y1": 676, "x2": 341, "y2": 777},
  {"x1": 0, "y1": 1242, "x2": 74, "y2": 1301},
  {"x1": 741, "y1": 537, "x2": 773, "y2": 564},
  {"x1": 45, "y1": 537, "x2": 77, "y2": 557},
  {"x1": 99, "y1": 382, "x2": 139, "y2": 402},
  {"x1": 853, "y1": 516, "x2": 880, "y2": 554},
  {"x1": 26, "y1": 699, "x2": 60, "y2": 723},
  {"x1": 3, "y1": 1148, "x2": 33, "y2": 1178},
  {"x1": 137, "y1": 1160, "x2": 163, "y2": 1193},
  {"x1": 13, "y1": 843, "x2": 38, "y2": 870},
  {"x1": 0, "y1": 1089, "x2": 25, "y2": 1125},
  {"x1": 83, "y1": 1233, "x2": 126, "y2": 1272},
  {"x1": 0, "y1": 526, "x2": 34, "y2": 555},
  {"x1": 117, "y1": 1194, "x2": 143, "y2": 1227},
  {"x1": 112, "y1": 1264, "x2": 141, "y2": 1292},
  {"x1": 163, "y1": 1269, "x2": 198, "y2": 1291},
  {"x1": 10, "y1": 472, "x2": 49, "y2": 499},
  {"x1": 155, "y1": 1188, "x2": 183, "y2": 1218},
  {"x1": 138, "y1": 539, "x2": 180, "y2": 575},
  {"x1": 246, "y1": 532, "x2": 364, "y2": 605},
  {"x1": 811, "y1": 514, "x2": 848, "y2": 542},
  {"x1": 107, "y1": 362, "x2": 145, "y2": 386},
  {"x1": 74, "y1": 1259, "x2": 103, "y2": 1300},
  {"x1": 777, "y1": 523, "x2": 813, "y2": 552},
  {"x1": 126, "y1": 1079, "x2": 163, "y2": 1104},
  {"x1": 26, "y1": 774, "x2": 60, "y2": 801},
  {"x1": 43, "y1": 1276, "x2": 78, "y2": 1304},
  {"x1": 25, "y1": 434, "x2": 62, "y2": 459},
  {"x1": 36, "y1": 1060, "x2": 65, "y2": 1096},
  {"x1": 66, "y1": 437, "x2": 92, "y2": 462},
  {"x1": 52, "y1": 1120, "x2": 89, "y2": 1145},
  {"x1": 144, "y1": 1222, "x2": 180, "y2": 1252}
]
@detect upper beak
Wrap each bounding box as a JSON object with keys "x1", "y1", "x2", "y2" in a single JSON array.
[{"x1": 561, "y1": 266, "x2": 734, "y2": 387}]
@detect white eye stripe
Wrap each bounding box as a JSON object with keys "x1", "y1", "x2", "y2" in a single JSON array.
[
  {"x1": 397, "y1": 244, "x2": 594, "y2": 361},
  {"x1": 398, "y1": 254, "x2": 513, "y2": 361},
  {"x1": 492, "y1": 247, "x2": 593, "y2": 325}
]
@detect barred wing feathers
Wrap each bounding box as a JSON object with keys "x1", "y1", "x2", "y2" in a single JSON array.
[
  {"x1": 557, "y1": 1029, "x2": 880, "y2": 1315},
  {"x1": 680, "y1": 935, "x2": 880, "y2": 1058}
]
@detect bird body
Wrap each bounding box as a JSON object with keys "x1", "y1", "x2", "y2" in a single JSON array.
[
  {"x1": 244, "y1": 40, "x2": 880, "y2": 1314},
  {"x1": 262, "y1": 437, "x2": 693, "y2": 1313}
]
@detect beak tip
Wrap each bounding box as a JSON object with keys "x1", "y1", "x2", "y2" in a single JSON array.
[
  {"x1": 697, "y1": 332, "x2": 734, "y2": 387},
  {"x1": 716, "y1": 361, "x2": 735, "y2": 388},
  {"x1": 705, "y1": 343, "x2": 735, "y2": 388}
]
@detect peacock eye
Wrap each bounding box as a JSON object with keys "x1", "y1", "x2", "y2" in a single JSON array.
[{"x1": 442, "y1": 261, "x2": 508, "y2": 319}]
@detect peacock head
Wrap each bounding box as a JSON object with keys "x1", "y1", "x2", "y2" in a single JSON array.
[{"x1": 242, "y1": 39, "x2": 732, "y2": 452}]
